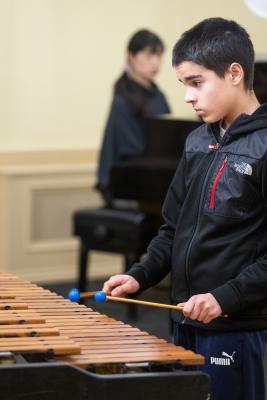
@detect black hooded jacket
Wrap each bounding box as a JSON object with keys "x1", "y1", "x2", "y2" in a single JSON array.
[{"x1": 127, "y1": 103, "x2": 267, "y2": 331}]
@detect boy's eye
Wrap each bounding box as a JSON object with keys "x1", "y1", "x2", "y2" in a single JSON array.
[{"x1": 192, "y1": 81, "x2": 201, "y2": 87}]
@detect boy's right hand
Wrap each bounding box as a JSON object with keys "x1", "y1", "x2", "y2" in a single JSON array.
[{"x1": 102, "y1": 274, "x2": 140, "y2": 298}]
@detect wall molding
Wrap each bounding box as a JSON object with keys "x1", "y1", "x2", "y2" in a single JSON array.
[
  {"x1": 0, "y1": 149, "x2": 123, "y2": 284},
  {"x1": 0, "y1": 148, "x2": 98, "y2": 166}
]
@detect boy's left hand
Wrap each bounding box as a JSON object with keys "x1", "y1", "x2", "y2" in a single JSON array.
[{"x1": 178, "y1": 293, "x2": 222, "y2": 324}]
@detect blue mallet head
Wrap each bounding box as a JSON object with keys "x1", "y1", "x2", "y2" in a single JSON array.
[
  {"x1": 68, "y1": 288, "x2": 80, "y2": 302},
  {"x1": 94, "y1": 291, "x2": 107, "y2": 303}
]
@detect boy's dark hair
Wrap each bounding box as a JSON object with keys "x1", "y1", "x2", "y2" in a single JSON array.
[
  {"x1": 172, "y1": 18, "x2": 255, "y2": 90},
  {"x1": 127, "y1": 29, "x2": 164, "y2": 54}
]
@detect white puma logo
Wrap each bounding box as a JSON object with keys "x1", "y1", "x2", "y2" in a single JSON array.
[
  {"x1": 210, "y1": 351, "x2": 236, "y2": 366},
  {"x1": 222, "y1": 351, "x2": 236, "y2": 363}
]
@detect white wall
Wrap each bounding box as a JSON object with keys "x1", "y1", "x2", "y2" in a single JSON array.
[{"x1": 0, "y1": 0, "x2": 266, "y2": 151}]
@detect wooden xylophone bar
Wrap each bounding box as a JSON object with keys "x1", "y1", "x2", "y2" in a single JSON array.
[{"x1": 0, "y1": 273, "x2": 205, "y2": 368}]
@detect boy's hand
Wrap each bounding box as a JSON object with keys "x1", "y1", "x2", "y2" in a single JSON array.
[
  {"x1": 178, "y1": 293, "x2": 222, "y2": 324},
  {"x1": 102, "y1": 274, "x2": 140, "y2": 298}
]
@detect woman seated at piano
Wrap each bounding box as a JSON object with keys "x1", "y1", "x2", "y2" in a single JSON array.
[{"x1": 96, "y1": 29, "x2": 170, "y2": 206}]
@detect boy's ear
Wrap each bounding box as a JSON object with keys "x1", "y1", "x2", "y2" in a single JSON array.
[{"x1": 228, "y1": 63, "x2": 244, "y2": 85}]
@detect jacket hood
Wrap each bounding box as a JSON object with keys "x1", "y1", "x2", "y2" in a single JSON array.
[{"x1": 210, "y1": 103, "x2": 267, "y2": 140}]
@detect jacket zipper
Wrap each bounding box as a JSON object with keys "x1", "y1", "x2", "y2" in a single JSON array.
[
  {"x1": 209, "y1": 159, "x2": 228, "y2": 209},
  {"x1": 184, "y1": 142, "x2": 221, "y2": 299}
]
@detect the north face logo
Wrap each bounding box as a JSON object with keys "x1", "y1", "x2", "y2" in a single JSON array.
[{"x1": 233, "y1": 161, "x2": 252, "y2": 176}]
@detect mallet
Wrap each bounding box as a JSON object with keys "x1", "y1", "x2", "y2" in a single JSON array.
[{"x1": 68, "y1": 288, "x2": 184, "y2": 312}]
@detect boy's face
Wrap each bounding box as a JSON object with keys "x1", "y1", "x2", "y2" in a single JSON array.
[{"x1": 174, "y1": 61, "x2": 238, "y2": 127}]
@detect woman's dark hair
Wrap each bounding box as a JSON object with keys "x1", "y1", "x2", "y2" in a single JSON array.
[
  {"x1": 172, "y1": 18, "x2": 255, "y2": 90},
  {"x1": 127, "y1": 29, "x2": 164, "y2": 54},
  {"x1": 114, "y1": 29, "x2": 164, "y2": 116}
]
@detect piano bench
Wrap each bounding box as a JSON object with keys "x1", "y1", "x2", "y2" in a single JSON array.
[{"x1": 73, "y1": 207, "x2": 160, "y2": 294}]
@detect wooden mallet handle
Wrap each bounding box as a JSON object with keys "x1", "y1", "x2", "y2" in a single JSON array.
[
  {"x1": 103, "y1": 293, "x2": 183, "y2": 311},
  {"x1": 68, "y1": 289, "x2": 227, "y2": 317}
]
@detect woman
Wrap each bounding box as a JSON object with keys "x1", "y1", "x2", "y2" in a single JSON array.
[{"x1": 96, "y1": 29, "x2": 170, "y2": 205}]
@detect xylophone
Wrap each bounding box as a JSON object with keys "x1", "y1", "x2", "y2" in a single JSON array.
[{"x1": 0, "y1": 273, "x2": 210, "y2": 400}]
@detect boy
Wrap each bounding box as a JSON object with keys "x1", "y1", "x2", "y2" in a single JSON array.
[{"x1": 103, "y1": 18, "x2": 267, "y2": 400}]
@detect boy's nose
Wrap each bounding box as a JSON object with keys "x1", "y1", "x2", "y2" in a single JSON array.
[{"x1": 185, "y1": 89, "x2": 196, "y2": 103}]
